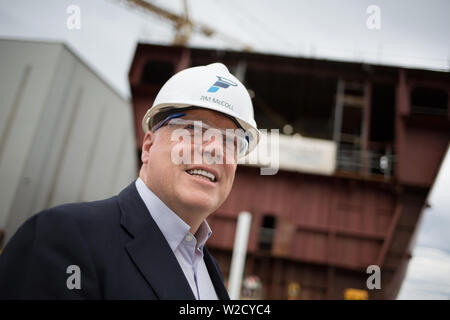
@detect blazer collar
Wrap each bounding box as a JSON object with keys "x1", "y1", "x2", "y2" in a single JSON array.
[
  {"x1": 203, "y1": 247, "x2": 231, "y2": 300},
  {"x1": 118, "y1": 182, "x2": 195, "y2": 300},
  {"x1": 117, "y1": 181, "x2": 230, "y2": 300}
]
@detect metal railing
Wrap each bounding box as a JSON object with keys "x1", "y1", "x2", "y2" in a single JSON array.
[
  {"x1": 336, "y1": 146, "x2": 396, "y2": 178},
  {"x1": 411, "y1": 105, "x2": 448, "y2": 116}
]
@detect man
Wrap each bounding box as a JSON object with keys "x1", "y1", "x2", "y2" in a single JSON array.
[{"x1": 0, "y1": 63, "x2": 260, "y2": 299}]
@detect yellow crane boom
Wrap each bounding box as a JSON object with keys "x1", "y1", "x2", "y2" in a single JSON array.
[{"x1": 125, "y1": 0, "x2": 251, "y2": 50}]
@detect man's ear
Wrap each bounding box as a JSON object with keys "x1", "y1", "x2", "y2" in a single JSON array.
[{"x1": 141, "y1": 131, "x2": 155, "y2": 164}]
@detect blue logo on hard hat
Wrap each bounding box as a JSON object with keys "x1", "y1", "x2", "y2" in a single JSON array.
[{"x1": 207, "y1": 76, "x2": 238, "y2": 93}]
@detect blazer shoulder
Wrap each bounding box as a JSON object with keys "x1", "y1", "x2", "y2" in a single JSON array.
[
  {"x1": 36, "y1": 195, "x2": 121, "y2": 225},
  {"x1": 0, "y1": 200, "x2": 111, "y2": 299},
  {"x1": 17, "y1": 195, "x2": 124, "y2": 250}
]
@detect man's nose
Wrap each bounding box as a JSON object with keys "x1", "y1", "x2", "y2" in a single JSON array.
[{"x1": 202, "y1": 135, "x2": 224, "y2": 160}]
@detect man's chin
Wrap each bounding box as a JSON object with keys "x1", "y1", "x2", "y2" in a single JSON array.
[{"x1": 179, "y1": 195, "x2": 219, "y2": 215}]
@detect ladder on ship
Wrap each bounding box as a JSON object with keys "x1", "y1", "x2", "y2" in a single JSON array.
[{"x1": 332, "y1": 78, "x2": 370, "y2": 175}]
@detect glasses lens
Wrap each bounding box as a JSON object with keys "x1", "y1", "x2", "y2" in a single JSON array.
[
  {"x1": 153, "y1": 112, "x2": 186, "y2": 131},
  {"x1": 168, "y1": 118, "x2": 249, "y2": 157}
]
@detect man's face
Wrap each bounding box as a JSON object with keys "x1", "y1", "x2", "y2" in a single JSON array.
[{"x1": 140, "y1": 109, "x2": 238, "y2": 221}]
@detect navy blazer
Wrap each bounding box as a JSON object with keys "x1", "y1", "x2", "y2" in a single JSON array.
[{"x1": 0, "y1": 182, "x2": 230, "y2": 300}]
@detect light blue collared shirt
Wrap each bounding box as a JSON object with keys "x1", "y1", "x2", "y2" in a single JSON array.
[{"x1": 135, "y1": 178, "x2": 218, "y2": 300}]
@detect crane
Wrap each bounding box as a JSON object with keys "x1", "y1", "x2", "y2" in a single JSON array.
[{"x1": 123, "y1": 0, "x2": 252, "y2": 51}]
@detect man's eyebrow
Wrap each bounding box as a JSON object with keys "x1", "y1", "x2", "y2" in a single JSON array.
[
  {"x1": 183, "y1": 117, "x2": 238, "y2": 130},
  {"x1": 183, "y1": 118, "x2": 214, "y2": 126}
]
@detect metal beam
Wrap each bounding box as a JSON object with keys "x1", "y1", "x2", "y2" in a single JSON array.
[
  {"x1": 333, "y1": 78, "x2": 345, "y2": 144},
  {"x1": 377, "y1": 203, "x2": 403, "y2": 267}
]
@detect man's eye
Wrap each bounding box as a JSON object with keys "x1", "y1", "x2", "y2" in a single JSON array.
[{"x1": 184, "y1": 124, "x2": 195, "y2": 130}]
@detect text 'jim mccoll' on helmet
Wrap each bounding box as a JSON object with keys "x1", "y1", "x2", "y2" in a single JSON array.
[{"x1": 141, "y1": 62, "x2": 261, "y2": 155}]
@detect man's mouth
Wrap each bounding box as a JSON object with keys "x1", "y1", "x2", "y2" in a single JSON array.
[{"x1": 186, "y1": 169, "x2": 217, "y2": 182}]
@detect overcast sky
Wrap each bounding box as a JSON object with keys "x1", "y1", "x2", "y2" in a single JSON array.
[{"x1": 0, "y1": 0, "x2": 449, "y2": 299}]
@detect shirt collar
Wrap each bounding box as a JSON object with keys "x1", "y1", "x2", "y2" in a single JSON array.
[
  {"x1": 135, "y1": 178, "x2": 212, "y2": 252},
  {"x1": 195, "y1": 217, "x2": 212, "y2": 251}
]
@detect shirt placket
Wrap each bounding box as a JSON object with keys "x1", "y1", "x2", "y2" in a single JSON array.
[{"x1": 184, "y1": 233, "x2": 201, "y2": 299}]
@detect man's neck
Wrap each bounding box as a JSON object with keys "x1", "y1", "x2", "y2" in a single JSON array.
[{"x1": 138, "y1": 174, "x2": 209, "y2": 235}]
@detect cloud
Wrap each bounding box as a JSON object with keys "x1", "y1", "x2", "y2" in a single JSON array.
[
  {"x1": 415, "y1": 146, "x2": 450, "y2": 252},
  {"x1": 416, "y1": 209, "x2": 450, "y2": 253},
  {"x1": 397, "y1": 246, "x2": 450, "y2": 299}
]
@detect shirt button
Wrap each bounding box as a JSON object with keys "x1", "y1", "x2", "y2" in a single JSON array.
[{"x1": 185, "y1": 234, "x2": 193, "y2": 242}]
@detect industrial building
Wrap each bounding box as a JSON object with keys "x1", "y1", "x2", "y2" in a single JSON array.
[{"x1": 0, "y1": 39, "x2": 137, "y2": 246}]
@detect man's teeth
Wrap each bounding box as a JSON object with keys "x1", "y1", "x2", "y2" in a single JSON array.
[{"x1": 187, "y1": 169, "x2": 216, "y2": 182}]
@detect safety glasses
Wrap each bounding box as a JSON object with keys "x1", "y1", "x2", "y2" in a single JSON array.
[
  {"x1": 155, "y1": 115, "x2": 249, "y2": 158},
  {"x1": 152, "y1": 112, "x2": 187, "y2": 131}
]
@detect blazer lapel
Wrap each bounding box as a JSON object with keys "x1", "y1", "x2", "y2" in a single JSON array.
[
  {"x1": 118, "y1": 182, "x2": 195, "y2": 300},
  {"x1": 203, "y1": 247, "x2": 230, "y2": 300}
]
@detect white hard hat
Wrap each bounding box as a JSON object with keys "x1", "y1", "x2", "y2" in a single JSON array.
[{"x1": 141, "y1": 63, "x2": 260, "y2": 155}]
